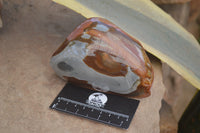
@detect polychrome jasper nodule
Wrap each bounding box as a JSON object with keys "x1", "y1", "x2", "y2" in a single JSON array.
[{"x1": 50, "y1": 17, "x2": 153, "y2": 98}]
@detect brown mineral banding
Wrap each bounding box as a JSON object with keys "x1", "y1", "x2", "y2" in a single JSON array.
[
  {"x1": 52, "y1": 17, "x2": 154, "y2": 98},
  {"x1": 83, "y1": 50, "x2": 128, "y2": 77}
]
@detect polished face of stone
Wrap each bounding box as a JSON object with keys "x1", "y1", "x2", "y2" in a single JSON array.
[{"x1": 50, "y1": 17, "x2": 154, "y2": 98}]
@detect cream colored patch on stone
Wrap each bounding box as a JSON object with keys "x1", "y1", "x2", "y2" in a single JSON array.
[
  {"x1": 92, "y1": 24, "x2": 109, "y2": 32},
  {"x1": 81, "y1": 33, "x2": 91, "y2": 39}
]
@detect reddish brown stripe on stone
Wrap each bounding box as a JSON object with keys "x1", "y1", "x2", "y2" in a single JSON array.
[
  {"x1": 52, "y1": 39, "x2": 69, "y2": 56},
  {"x1": 83, "y1": 50, "x2": 128, "y2": 77}
]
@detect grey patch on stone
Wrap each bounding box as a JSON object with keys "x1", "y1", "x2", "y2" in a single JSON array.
[{"x1": 57, "y1": 62, "x2": 73, "y2": 72}]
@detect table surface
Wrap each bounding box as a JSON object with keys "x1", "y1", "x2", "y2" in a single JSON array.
[{"x1": 0, "y1": 0, "x2": 166, "y2": 132}]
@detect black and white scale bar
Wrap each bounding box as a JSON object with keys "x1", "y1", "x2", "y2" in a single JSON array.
[{"x1": 50, "y1": 83, "x2": 140, "y2": 129}]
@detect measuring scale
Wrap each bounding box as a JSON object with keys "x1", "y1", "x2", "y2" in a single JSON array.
[{"x1": 50, "y1": 83, "x2": 139, "y2": 129}]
